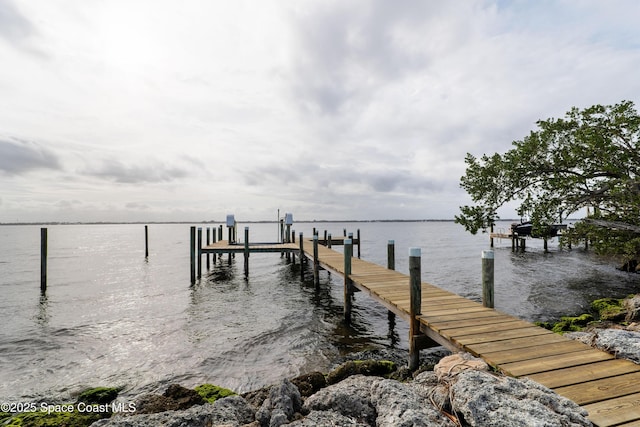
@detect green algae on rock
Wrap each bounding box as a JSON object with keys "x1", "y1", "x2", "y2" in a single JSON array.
[{"x1": 194, "y1": 384, "x2": 236, "y2": 404}]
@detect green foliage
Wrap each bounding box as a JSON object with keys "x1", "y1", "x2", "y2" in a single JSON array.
[
  {"x1": 194, "y1": 384, "x2": 236, "y2": 404},
  {"x1": 456, "y1": 101, "x2": 640, "y2": 259}
]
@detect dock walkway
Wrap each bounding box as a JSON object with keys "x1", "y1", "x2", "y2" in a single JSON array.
[
  {"x1": 198, "y1": 230, "x2": 640, "y2": 426},
  {"x1": 300, "y1": 237, "x2": 640, "y2": 427}
]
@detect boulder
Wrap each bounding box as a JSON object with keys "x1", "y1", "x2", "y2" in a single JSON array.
[
  {"x1": 91, "y1": 395, "x2": 254, "y2": 427},
  {"x1": 594, "y1": 329, "x2": 640, "y2": 364},
  {"x1": 450, "y1": 370, "x2": 592, "y2": 426},
  {"x1": 433, "y1": 352, "x2": 489, "y2": 381},
  {"x1": 134, "y1": 384, "x2": 205, "y2": 414},
  {"x1": 303, "y1": 374, "x2": 456, "y2": 427},
  {"x1": 288, "y1": 410, "x2": 368, "y2": 426},
  {"x1": 290, "y1": 371, "x2": 326, "y2": 397},
  {"x1": 255, "y1": 379, "x2": 302, "y2": 427},
  {"x1": 624, "y1": 295, "x2": 640, "y2": 322}
]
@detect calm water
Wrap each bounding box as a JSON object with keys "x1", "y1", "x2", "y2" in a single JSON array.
[{"x1": 0, "y1": 221, "x2": 637, "y2": 402}]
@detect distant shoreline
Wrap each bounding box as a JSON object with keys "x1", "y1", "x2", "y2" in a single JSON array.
[{"x1": 0, "y1": 218, "x2": 581, "y2": 226}]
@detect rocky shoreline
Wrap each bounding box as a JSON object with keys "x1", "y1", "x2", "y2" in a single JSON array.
[{"x1": 4, "y1": 294, "x2": 640, "y2": 426}]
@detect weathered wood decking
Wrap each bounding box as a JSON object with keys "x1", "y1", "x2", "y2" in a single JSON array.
[{"x1": 202, "y1": 236, "x2": 640, "y2": 426}]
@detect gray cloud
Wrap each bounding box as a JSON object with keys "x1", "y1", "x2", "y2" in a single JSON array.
[
  {"x1": 0, "y1": 0, "x2": 34, "y2": 43},
  {"x1": 0, "y1": 137, "x2": 61, "y2": 174},
  {"x1": 86, "y1": 159, "x2": 189, "y2": 184}
]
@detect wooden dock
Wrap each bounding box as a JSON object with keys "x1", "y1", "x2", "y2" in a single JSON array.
[{"x1": 195, "y1": 227, "x2": 640, "y2": 426}]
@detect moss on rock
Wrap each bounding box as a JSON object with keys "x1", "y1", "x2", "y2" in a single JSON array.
[
  {"x1": 591, "y1": 298, "x2": 626, "y2": 321},
  {"x1": 77, "y1": 386, "x2": 120, "y2": 404},
  {"x1": 551, "y1": 314, "x2": 594, "y2": 334},
  {"x1": 326, "y1": 360, "x2": 397, "y2": 385},
  {"x1": 4, "y1": 407, "x2": 108, "y2": 427},
  {"x1": 194, "y1": 384, "x2": 236, "y2": 404}
]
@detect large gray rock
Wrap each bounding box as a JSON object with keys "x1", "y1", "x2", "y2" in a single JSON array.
[
  {"x1": 303, "y1": 375, "x2": 455, "y2": 427},
  {"x1": 288, "y1": 410, "x2": 369, "y2": 426},
  {"x1": 594, "y1": 329, "x2": 640, "y2": 363},
  {"x1": 566, "y1": 328, "x2": 640, "y2": 364},
  {"x1": 90, "y1": 395, "x2": 254, "y2": 427},
  {"x1": 450, "y1": 370, "x2": 592, "y2": 427},
  {"x1": 255, "y1": 378, "x2": 302, "y2": 427}
]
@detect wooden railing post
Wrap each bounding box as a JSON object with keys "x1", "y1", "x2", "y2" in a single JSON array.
[
  {"x1": 344, "y1": 238, "x2": 353, "y2": 323},
  {"x1": 327, "y1": 233, "x2": 332, "y2": 249},
  {"x1": 409, "y1": 247, "x2": 422, "y2": 370},
  {"x1": 41, "y1": 228, "x2": 47, "y2": 294},
  {"x1": 482, "y1": 250, "x2": 494, "y2": 308},
  {"x1": 190, "y1": 226, "x2": 196, "y2": 284},
  {"x1": 313, "y1": 234, "x2": 320, "y2": 288}
]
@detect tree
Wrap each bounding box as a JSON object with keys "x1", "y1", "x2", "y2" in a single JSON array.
[{"x1": 455, "y1": 101, "x2": 640, "y2": 261}]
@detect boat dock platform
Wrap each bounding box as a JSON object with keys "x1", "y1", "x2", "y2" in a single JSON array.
[{"x1": 189, "y1": 224, "x2": 640, "y2": 426}]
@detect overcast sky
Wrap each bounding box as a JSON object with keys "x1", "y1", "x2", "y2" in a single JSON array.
[{"x1": 1, "y1": 0, "x2": 639, "y2": 222}]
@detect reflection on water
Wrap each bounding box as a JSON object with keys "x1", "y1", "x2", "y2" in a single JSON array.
[{"x1": 0, "y1": 222, "x2": 638, "y2": 402}]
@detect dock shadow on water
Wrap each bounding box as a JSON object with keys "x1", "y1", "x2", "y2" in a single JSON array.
[{"x1": 1, "y1": 222, "x2": 638, "y2": 403}]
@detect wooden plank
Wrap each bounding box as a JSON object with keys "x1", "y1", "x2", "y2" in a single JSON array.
[
  {"x1": 479, "y1": 340, "x2": 591, "y2": 365},
  {"x1": 527, "y1": 359, "x2": 640, "y2": 389},
  {"x1": 500, "y1": 349, "x2": 615, "y2": 377},
  {"x1": 420, "y1": 309, "x2": 511, "y2": 323},
  {"x1": 438, "y1": 320, "x2": 531, "y2": 337},
  {"x1": 465, "y1": 332, "x2": 568, "y2": 354},
  {"x1": 429, "y1": 314, "x2": 523, "y2": 331},
  {"x1": 423, "y1": 306, "x2": 492, "y2": 317},
  {"x1": 453, "y1": 326, "x2": 551, "y2": 346},
  {"x1": 553, "y1": 371, "x2": 640, "y2": 405}
]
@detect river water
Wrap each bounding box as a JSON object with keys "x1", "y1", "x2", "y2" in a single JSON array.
[{"x1": 0, "y1": 221, "x2": 637, "y2": 403}]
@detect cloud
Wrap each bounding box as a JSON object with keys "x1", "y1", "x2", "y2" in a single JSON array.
[
  {"x1": 0, "y1": 137, "x2": 61, "y2": 175},
  {"x1": 84, "y1": 159, "x2": 189, "y2": 184},
  {"x1": 0, "y1": 0, "x2": 34, "y2": 44}
]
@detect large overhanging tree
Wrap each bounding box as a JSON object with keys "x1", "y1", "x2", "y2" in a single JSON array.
[{"x1": 455, "y1": 101, "x2": 640, "y2": 261}]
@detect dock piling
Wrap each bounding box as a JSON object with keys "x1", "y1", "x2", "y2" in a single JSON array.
[
  {"x1": 409, "y1": 247, "x2": 422, "y2": 370},
  {"x1": 327, "y1": 233, "x2": 332, "y2": 249},
  {"x1": 197, "y1": 228, "x2": 202, "y2": 280},
  {"x1": 244, "y1": 227, "x2": 249, "y2": 276},
  {"x1": 344, "y1": 238, "x2": 353, "y2": 323},
  {"x1": 190, "y1": 226, "x2": 196, "y2": 284},
  {"x1": 482, "y1": 250, "x2": 494, "y2": 308},
  {"x1": 357, "y1": 229, "x2": 361, "y2": 258},
  {"x1": 40, "y1": 228, "x2": 47, "y2": 293},
  {"x1": 387, "y1": 240, "x2": 396, "y2": 324},
  {"x1": 313, "y1": 235, "x2": 319, "y2": 288},
  {"x1": 299, "y1": 232, "x2": 305, "y2": 280},
  {"x1": 145, "y1": 225, "x2": 149, "y2": 258},
  {"x1": 206, "y1": 228, "x2": 210, "y2": 270}
]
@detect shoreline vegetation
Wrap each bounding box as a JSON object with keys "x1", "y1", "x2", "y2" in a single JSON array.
[{"x1": 3, "y1": 295, "x2": 639, "y2": 426}]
